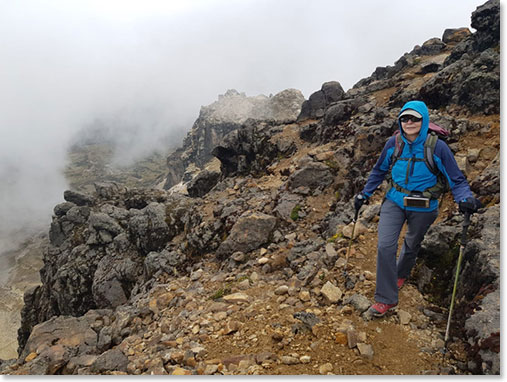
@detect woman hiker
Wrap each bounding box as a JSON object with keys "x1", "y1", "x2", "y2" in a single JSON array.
[{"x1": 354, "y1": 100, "x2": 482, "y2": 318}]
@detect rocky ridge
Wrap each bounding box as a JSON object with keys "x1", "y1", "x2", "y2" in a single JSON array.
[
  {"x1": 0, "y1": 0, "x2": 499, "y2": 375},
  {"x1": 162, "y1": 88, "x2": 305, "y2": 190}
]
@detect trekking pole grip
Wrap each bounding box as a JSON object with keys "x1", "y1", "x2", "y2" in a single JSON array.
[
  {"x1": 461, "y1": 212, "x2": 471, "y2": 246},
  {"x1": 354, "y1": 207, "x2": 360, "y2": 222}
]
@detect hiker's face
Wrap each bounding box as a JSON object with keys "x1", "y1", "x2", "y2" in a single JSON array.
[{"x1": 401, "y1": 119, "x2": 422, "y2": 142}]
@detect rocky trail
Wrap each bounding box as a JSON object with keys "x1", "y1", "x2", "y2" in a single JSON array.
[{"x1": 0, "y1": 0, "x2": 499, "y2": 375}]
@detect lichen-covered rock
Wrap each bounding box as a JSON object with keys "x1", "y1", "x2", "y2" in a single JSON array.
[
  {"x1": 144, "y1": 249, "x2": 185, "y2": 278},
  {"x1": 128, "y1": 203, "x2": 172, "y2": 254},
  {"x1": 442, "y1": 28, "x2": 472, "y2": 44}
]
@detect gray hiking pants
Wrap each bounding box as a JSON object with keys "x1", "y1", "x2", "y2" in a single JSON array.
[{"x1": 375, "y1": 199, "x2": 438, "y2": 305}]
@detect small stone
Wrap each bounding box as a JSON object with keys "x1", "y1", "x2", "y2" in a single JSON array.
[
  {"x1": 467, "y1": 148, "x2": 480, "y2": 163},
  {"x1": 299, "y1": 290, "x2": 311, "y2": 302},
  {"x1": 432, "y1": 338, "x2": 445, "y2": 349},
  {"x1": 222, "y1": 293, "x2": 250, "y2": 303},
  {"x1": 398, "y1": 309, "x2": 412, "y2": 325},
  {"x1": 224, "y1": 321, "x2": 241, "y2": 335},
  {"x1": 204, "y1": 365, "x2": 219, "y2": 375},
  {"x1": 260, "y1": 248, "x2": 268, "y2": 256},
  {"x1": 342, "y1": 221, "x2": 367, "y2": 239},
  {"x1": 345, "y1": 293, "x2": 371, "y2": 313},
  {"x1": 258, "y1": 257, "x2": 269, "y2": 265},
  {"x1": 238, "y1": 279, "x2": 250, "y2": 290},
  {"x1": 363, "y1": 271, "x2": 375, "y2": 280},
  {"x1": 170, "y1": 351, "x2": 185, "y2": 363},
  {"x1": 347, "y1": 329, "x2": 358, "y2": 349},
  {"x1": 275, "y1": 285, "x2": 289, "y2": 295},
  {"x1": 148, "y1": 298, "x2": 159, "y2": 314},
  {"x1": 24, "y1": 352, "x2": 38, "y2": 363},
  {"x1": 250, "y1": 272, "x2": 259, "y2": 283},
  {"x1": 255, "y1": 352, "x2": 277, "y2": 364},
  {"x1": 357, "y1": 343, "x2": 374, "y2": 360},
  {"x1": 281, "y1": 356, "x2": 300, "y2": 365},
  {"x1": 325, "y1": 243, "x2": 337, "y2": 257},
  {"x1": 335, "y1": 257, "x2": 346, "y2": 268},
  {"x1": 319, "y1": 363, "x2": 333, "y2": 374},
  {"x1": 172, "y1": 367, "x2": 192, "y2": 375},
  {"x1": 190, "y1": 269, "x2": 203, "y2": 281},
  {"x1": 192, "y1": 324, "x2": 200, "y2": 334},
  {"x1": 272, "y1": 331, "x2": 284, "y2": 342},
  {"x1": 232, "y1": 252, "x2": 246, "y2": 262},
  {"x1": 335, "y1": 332, "x2": 347, "y2": 345},
  {"x1": 285, "y1": 233, "x2": 297, "y2": 241},
  {"x1": 238, "y1": 359, "x2": 255, "y2": 371},
  {"x1": 320, "y1": 281, "x2": 343, "y2": 303},
  {"x1": 300, "y1": 355, "x2": 311, "y2": 364},
  {"x1": 341, "y1": 306, "x2": 354, "y2": 315},
  {"x1": 213, "y1": 311, "x2": 228, "y2": 321}
]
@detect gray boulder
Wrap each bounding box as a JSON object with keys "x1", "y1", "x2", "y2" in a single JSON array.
[
  {"x1": 92, "y1": 256, "x2": 140, "y2": 309},
  {"x1": 216, "y1": 211, "x2": 277, "y2": 258},
  {"x1": 53, "y1": 202, "x2": 76, "y2": 217},
  {"x1": 273, "y1": 193, "x2": 303, "y2": 221},
  {"x1": 63, "y1": 190, "x2": 94, "y2": 206},
  {"x1": 90, "y1": 348, "x2": 128, "y2": 374},
  {"x1": 288, "y1": 161, "x2": 334, "y2": 191},
  {"x1": 19, "y1": 315, "x2": 98, "y2": 373},
  {"x1": 128, "y1": 202, "x2": 172, "y2": 254},
  {"x1": 187, "y1": 169, "x2": 221, "y2": 198},
  {"x1": 442, "y1": 28, "x2": 472, "y2": 44},
  {"x1": 144, "y1": 249, "x2": 184, "y2": 278},
  {"x1": 298, "y1": 81, "x2": 346, "y2": 121}
]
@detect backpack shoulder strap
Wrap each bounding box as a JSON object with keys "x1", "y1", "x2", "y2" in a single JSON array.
[
  {"x1": 392, "y1": 133, "x2": 405, "y2": 164},
  {"x1": 424, "y1": 131, "x2": 439, "y2": 175}
]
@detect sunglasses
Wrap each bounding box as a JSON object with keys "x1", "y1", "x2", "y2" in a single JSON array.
[{"x1": 399, "y1": 115, "x2": 422, "y2": 123}]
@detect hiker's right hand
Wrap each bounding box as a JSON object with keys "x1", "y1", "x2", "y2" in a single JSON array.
[{"x1": 354, "y1": 193, "x2": 367, "y2": 211}]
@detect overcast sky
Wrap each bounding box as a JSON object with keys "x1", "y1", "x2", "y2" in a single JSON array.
[{"x1": 0, "y1": 0, "x2": 487, "y2": 247}]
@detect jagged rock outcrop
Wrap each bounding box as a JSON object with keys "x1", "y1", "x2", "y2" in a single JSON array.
[
  {"x1": 297, "y1": 81, "x2": 346, "y2": 121},
  {"x1": 163, "y1": 89, "x2": 304, "y2": 190},
  {"x1": 419, "y1": 0, "x2": 500, "y2": 114},
  {"x1": 212, "y1": 120, "x2": 284, "y2": 179},
  {"x1": 18, "y1": 186, "x2": 197, "y2": 353}
]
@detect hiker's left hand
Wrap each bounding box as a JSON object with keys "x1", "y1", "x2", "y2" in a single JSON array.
[{"x1": 459, "y1": 197, "x2": 483, "y2": 214}]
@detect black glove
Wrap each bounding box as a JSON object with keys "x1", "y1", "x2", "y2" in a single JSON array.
[
  {"x1": 459, "y1": 197, "x2": 483, "y2": 214},
  {"x1": 354, "y1": 193, "x2": 368, "y2": 211}
]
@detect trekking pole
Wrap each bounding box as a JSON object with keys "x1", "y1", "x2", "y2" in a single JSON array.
[
  {"x1": 343, "y1": 206, "x2": 361, "y2": 282},
  {"x1": 443, "y1": 212, "x2": 471, "y2": 353}
]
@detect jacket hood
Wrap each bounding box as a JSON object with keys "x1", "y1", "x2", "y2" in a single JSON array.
[{"x1": 397, "y1": 100, "x2": 430, "y2": 146}]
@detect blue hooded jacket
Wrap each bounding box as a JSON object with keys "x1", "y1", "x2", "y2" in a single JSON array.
[{"x1": 361, "y1": 100, "x2": 473, "y2": 212}]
